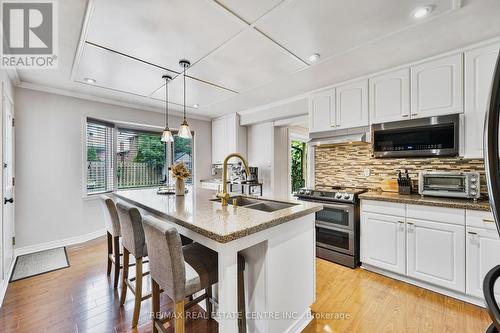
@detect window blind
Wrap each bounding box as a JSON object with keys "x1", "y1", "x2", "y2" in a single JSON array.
[
  {"x1": 116, "y1": 128, "x2": 166, "y2": 189},
  {"x1": 86, "y1": 119, "x2": 114, "y2": 194}
]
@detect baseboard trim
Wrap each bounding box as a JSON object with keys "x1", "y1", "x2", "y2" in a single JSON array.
[
  {"x1": 14, "y1": 229, "x2": 106, "y2": 257},
  {"x1": 285, "y1": 307, "x2": 313, "y2": 333},
  {"x1": 361, "y1": 264, "x2": 486, "y2": 308}
]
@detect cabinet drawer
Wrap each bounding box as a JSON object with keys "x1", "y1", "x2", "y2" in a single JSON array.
[
  {"x1": 466, "y1": 209, "x2": 496, "y2": 230},
  {"x1": 407, "y1": 204, "x2": 465, "y2": 225},
  {"x1": 361, "y1": 200, "x2": 405, "y2": 217}
]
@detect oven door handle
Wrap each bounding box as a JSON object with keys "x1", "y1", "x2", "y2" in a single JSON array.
[
  {"x1": 299, "y1": 198, "x2": 354, "y2": 211},
  {"x1": 316, "y1": 222, "x2": 352, "y2": 232}
]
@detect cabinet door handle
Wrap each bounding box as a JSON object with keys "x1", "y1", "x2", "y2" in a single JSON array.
[
  {"x1": 411, "y1": 113, "x2": 418, "y2": 117},
  {"x1": 483, "y1": 218, "x2": 495, "y2": 223},
  {"x1": 402, "y1": 114, "x2": 409, "y2": 118},
  {"x1": 398, "y1": 221, "x2": 405, "y2": 224},
  {"x1": 407, "y1": 221, "x2": 414, "y2": 225},
  {"x1": 468, "y1": 231, "x2": 477, "y2": 235}
]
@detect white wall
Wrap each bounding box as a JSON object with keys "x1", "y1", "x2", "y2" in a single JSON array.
[{"x1": 14, "y1": 87, "x2": 212, "y2": 249}]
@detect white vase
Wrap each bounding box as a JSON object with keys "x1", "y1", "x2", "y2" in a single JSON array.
[{"x1": 175, "y1": 178, "x2": 185, "y2": 196}]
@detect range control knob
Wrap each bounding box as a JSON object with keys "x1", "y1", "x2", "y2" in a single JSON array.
[
  {"x1": 471, "y1": 184, "x2": 477, "y2": 190},
  {"x1": 344, "y1": 194, "x2": 351, "y2": 199},
  {"x1": 335, "y1": 193, "x2": 342, "y2": 199},
  {"x1": 471, "y1": 177, "x2": 477, "y2": 183},
  {"x1": 298, "y1": 189, "x2": 304, "y2": 195},
  {"x1": 471, "y1": 191, "x2": 477, "y2": 196}
]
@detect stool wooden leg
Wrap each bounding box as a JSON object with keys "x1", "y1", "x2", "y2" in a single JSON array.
[
  {"x1": 113, "y1": 236, "x2": 120, "y2": 289},
  {"x1": 238, "y1": 257, "x2": 246, "y2": 333},
  {"x1": 174, "y1": 300, "x2": 185, "y2": 333},
  {"x1": 120, "y1": 248, "x2": 129, "y2": 306},
  {"x1": 132, "y1": 257, "x2": 143, "y2": 328},
  {"x1": 152, "y1": 279, "x2": 160, "y2": 333},
  {"x1": 205, "y1": 286, "x2": 213, "y2": 319},
  {"x1": 106, "y1": 232, "x2": 113, "y2": 276}
]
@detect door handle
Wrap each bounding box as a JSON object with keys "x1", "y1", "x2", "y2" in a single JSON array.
[
  {"x1": 483, "y1": 218, "x2": 495, "y2": 223},
  {"x1": 4, "y1": 197, "x2": 13, "y2": 204}
]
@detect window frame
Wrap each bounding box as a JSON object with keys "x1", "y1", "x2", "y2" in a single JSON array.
[{"x1": 82, "y1": 116, "x2": 195, "y2": 198}]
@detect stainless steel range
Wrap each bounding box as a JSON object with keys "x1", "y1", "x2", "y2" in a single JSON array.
[{"x1": 295, "y1": 187, "x2": 367, "y2": 268}]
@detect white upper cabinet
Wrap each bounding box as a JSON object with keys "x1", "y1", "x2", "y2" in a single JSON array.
[
  {"x1": 464, "y1": 43, "x2": 500, "y2": 158},
  {"x1": 361, "y1": 211, "x2": 406, "y2": 274},
  {"x1": 309, "y1": 89, "x2": 335, "y2": 133},
  {"x1": 369, "y1": 68, "x2": 410, "y2": 124},
  {"x1": 212, "y1": 117, "x2": 227, "y2": 164},
  {"x1": 335, "y1": 79, "x2": 369, "y2": 129},
  {"x1": 466, "y1": 227, "x2": 500, "y2": 300},
  {"x1": 411, "y1": 54, "x2": 464, "y2": 119},
  {"x1": 212, "y1": 113, "x2": 247, "y2": 164},
  {"x1": 406, "y1": 218, "x2": 465, "y2": 292}
]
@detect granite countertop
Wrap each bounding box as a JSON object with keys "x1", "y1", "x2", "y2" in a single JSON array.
[
  {"x1": 359, "y1": 191, "x2": 491, "y2": 211},
  {"x1": 114, "y1": 188, "x2": 323, "y2": 243}
]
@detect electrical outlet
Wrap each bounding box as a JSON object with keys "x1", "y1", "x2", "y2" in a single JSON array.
[{"x1": 364, "y1": 168, "x2": 371, "y2": 177}]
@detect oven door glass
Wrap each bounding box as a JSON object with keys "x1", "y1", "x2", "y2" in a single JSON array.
[
  {"x1": 422, "y1": 175, "x2": 466, "y2": 192},
  {"x1": 316, "y1": 225, "x2": 353, "y2": 255},
  {"x1": 315, "y1": 204, "x2": 353, "y2": 229}
]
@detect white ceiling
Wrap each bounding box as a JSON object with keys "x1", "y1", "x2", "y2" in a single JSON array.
[{"x1": 16, "y1": 0, "x2": 500, "y2": 120}]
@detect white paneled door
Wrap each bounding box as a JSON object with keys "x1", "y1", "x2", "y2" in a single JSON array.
[
  {"x1": 369, "y1": 68, "x2": 410, "y2": 124},
  {"x1": 466, "y1": 227, "x2": 500, "y2": 300},
  {"x1": 2, "y1": 88, "x2": 14, "y2": 280},
  {"x1": 335, "y1": 79, "x2": 369, "y2": 129},
  {"x1": 410, "y1": 54, "x2": 463, "y2": 118},
  {"x1": 360, "y1": 212, "x2": 406, "y2": 274},
  {"x1": 406, "y1": 218, "x2": 465, "y2": 292}
]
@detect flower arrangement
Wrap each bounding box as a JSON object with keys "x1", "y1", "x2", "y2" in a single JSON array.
[{"x1": 170, "y1": 162, "x2": 191, "y2": 180}]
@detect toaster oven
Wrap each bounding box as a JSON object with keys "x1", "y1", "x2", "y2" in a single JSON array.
[{"x1": 418, "y1": 171, "x2": 480, "y2": 199}]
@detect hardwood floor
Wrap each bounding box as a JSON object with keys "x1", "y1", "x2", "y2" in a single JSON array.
[{"x1": 0, "y1": 237, "x2": 491, "y2": 333}]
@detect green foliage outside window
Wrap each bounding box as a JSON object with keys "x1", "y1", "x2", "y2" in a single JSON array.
[
  {"x1": 135, "y1": 134, "x2": 166, "y2": 169},
  {"x1": 291, "y1": 140, "x2": 306, "y2": 193}
]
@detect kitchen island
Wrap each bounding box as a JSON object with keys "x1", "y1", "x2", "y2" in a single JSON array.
[{"x1": 114, "y1": 188, "x2": 322, "y2": 333}]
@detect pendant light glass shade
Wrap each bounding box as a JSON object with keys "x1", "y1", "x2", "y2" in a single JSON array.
[
  {"x1": 178, "y1": 120, "x2": 192, "y2": 139},
  {"x1": 178, "y1": 59, "x2": 192, "y2": 139},
  {"x1": 161, "y1": 74, "x2": 174, "y2": 142},
  {"x1": 161, "y1": 129, "x2": 174, "y2": 142}
]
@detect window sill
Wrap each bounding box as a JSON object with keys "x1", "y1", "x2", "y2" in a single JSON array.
[{"x1": 82, "y1": 191, "x2": 113, "y2": 201}]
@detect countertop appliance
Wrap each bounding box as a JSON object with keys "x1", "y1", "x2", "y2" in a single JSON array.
[
  {"x1": 372, "y1": 114, "x2": 460, "y2": 158},
  {"x1": 418, "y1": 171, "x2": 481, "y2": 199},
  {"x1": 482, "y1": 49, "x2": 500, "y2": 333},
  {"x1": 295, "y1": 186, "x2": 367, "y2": 268}
]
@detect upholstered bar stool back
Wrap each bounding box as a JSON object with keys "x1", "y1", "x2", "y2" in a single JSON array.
[
  {"x1": 116, "y1": 201, "x2": 151, "y2": 328},
  {"x1": 100, "y1": 195, "x2": 122, "y2": 288}
]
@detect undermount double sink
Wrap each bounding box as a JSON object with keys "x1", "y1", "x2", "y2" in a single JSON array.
[{"x1": 210, "y1": 196, "x2": 299, "y2": 213}]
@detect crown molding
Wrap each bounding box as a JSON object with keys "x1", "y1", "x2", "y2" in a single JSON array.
[{"x1": 15, "y1": 81, "x2": 212, "y2": 121}]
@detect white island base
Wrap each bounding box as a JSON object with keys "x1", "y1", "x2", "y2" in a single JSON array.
[{"x1": 192, "y1": 214, "x2": 315, "y2": 333}]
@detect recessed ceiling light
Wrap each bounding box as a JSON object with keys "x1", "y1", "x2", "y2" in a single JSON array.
[
  {"x1": 84, "y1": 78, "x2": 96, "y2": 84},
  {"x1": 193, "y1": 103, "x2": 200, "y2": 108},
  {"x1": 412, "y1": 6, "x2": 432, "y2": 19},
  {"x1": 308, "y1": 53, "x2": 320, "y2": 63}
]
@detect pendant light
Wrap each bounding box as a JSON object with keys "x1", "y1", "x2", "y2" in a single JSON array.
[
  {"x1": 178, "y1": 59, "x2": 192, "y2": 139},
  {"x1": 161, "y1": 75, "x2": 174, "y2": 142}
]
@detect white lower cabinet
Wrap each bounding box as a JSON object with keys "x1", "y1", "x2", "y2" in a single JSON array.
[
  {"x1": 406, "y1": 218, "x2": 465, "y2": 292},
  {"x1": 361, "y1": 212, "x2": 406, "y2": 274},
  {"x1": 466, "y1": 227, "x2": 500, "y2": 300}
]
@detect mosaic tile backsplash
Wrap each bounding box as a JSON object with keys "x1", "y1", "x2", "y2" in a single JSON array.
[{"x1": 314, "y1": 143, "x2": 487, "y2": 196}]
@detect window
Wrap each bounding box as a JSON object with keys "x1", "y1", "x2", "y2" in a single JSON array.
[
  {"x1": 85, "y1": 118, "x2": 195, "y2": 194},
  {"x1": 86, "y1": 119, "x2": 114, "y2": 194},
  {"x1": 170, "y1": 135, "x2": 194, "y2": 184},
  {"x1": 117, "y1": 129, "x2": 166, "y2": 189}
]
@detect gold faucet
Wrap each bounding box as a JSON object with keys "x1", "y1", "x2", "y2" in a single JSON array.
[{"x1": 217, "y1": 153, "x2": 251, "y2": 206}]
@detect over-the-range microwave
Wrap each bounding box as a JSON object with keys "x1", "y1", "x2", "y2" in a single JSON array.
[{"x1": 371, "y1": 114, "x2": 460, "y2": 158}]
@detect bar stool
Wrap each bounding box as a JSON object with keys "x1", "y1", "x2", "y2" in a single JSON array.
[
  {"x1": 116, "y1": 201, "x2": 151, "y2": 328},
  {"x1": 143, "y1": 215, "x2": 247, "y2": 333},
  {"x1": 100, "y1": 195, "x2": 122, "y2": 289}
]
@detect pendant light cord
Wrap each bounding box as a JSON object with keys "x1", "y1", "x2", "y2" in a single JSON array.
[
  {"x1": 165, "y1": 78, "x2": 169, "y2": 128},
  {"x1": 183, "y1": 66, "x2": 187, "y2": 122}
]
